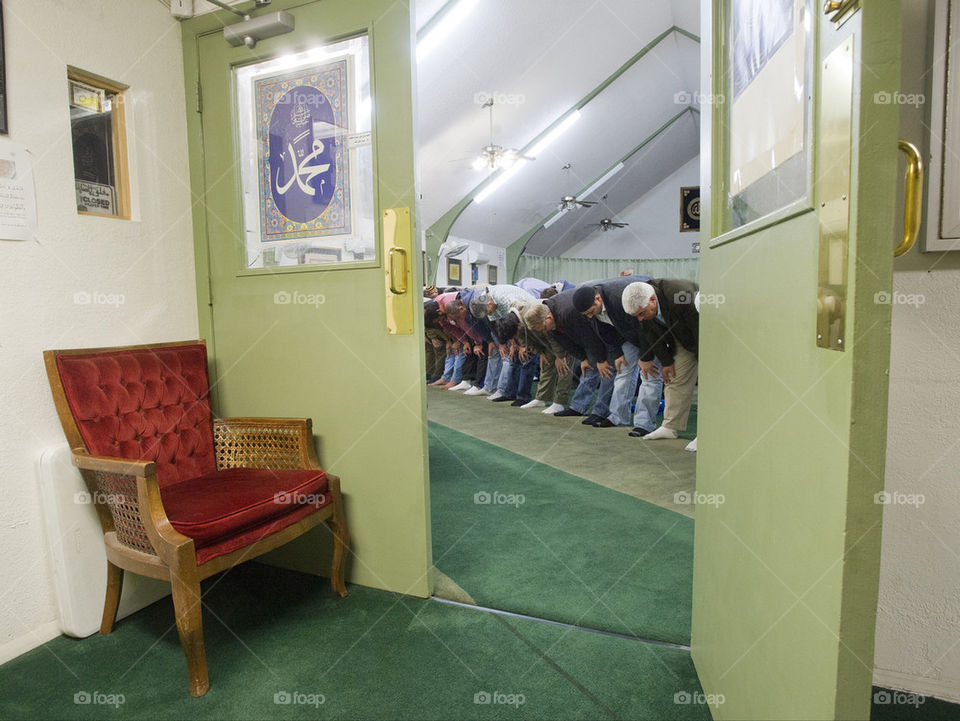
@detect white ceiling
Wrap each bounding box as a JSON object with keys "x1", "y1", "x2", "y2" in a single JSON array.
[{"x1": 415, "y1": 0, "x2": 701, "y2": 254}]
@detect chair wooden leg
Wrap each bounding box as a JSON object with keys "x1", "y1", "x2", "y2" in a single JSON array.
[
  {"x1": 100, "y1": 561, "x2": 124, "y2": 635},
  {"x1": 170, "y1": 574, "x2": 209, "y2": 697},
  {"x1": 328, "y1": 478, "x2": 349, "y2": 598},
  {"x1": 329, "y1": 517, "x2": 349, "y2": 598}
]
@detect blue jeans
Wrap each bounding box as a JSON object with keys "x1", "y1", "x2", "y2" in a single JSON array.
[
  {"x1": 483, "y1": 351, "x2": 504, "y2": 390},
  {"x1": 441, "y1": 349, "x2": 465, "y2": 383},
  {"x1": 497, "y1": 355, "x2": 538, "y2": 402},
  {"x1": 569, "y1": 364, "x2": 615, "y2": 417},
  {"x1": 609, "y1": 343, "x2": 663, "y2": 428}
]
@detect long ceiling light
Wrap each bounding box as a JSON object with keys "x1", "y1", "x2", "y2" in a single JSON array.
[
  {"x1": 475, "y1": 111, "x2": 581, "y2": 204},
  {"x1": 528, "y1": 111, "x2": 581, "y2": 156},
  {"x1": 543, "y1": 209, "x2": 568, "y2": 229},
  {"x1": 474, "y1": 159, "x2": 529, "y2": 203},
  {"x1": 417, "y1": 0, "x2": 479, "y2": 61},
  {"x1": 580, "y1": 162, "x2": 624, "y2": 199}
]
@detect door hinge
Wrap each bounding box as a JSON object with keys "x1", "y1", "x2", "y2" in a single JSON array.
[{"x1": 196, "y1": 80, "x2": 203, "y2": 114}]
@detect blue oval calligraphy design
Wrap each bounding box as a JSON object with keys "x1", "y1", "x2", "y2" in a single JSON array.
[{"x1": 268, "y1": 85, "x2": 336, "y2": 223}]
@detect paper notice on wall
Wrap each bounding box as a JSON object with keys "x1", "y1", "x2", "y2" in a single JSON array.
[{"x1": 0, "y1": 139, "x2": 38, "y2": 241}]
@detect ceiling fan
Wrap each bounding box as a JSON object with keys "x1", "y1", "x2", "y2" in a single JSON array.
[
  {"x1": 473, "y1": 99, "x2": 534, "y2": 171},
  {"x1": 558, "y1": 195, "x2": 597, "y2": 211},
  {"x1": 585, "y1": 218, "x2": 629, "y2": 232}
]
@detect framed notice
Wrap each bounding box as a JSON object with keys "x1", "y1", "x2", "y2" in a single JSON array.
[
  {"x1": 235, "y1": 34, "x2": 374, "y2": 271},
  {"x1": 488, "y1": 265, "x2": 498, "y2": 284},
  {"x1": 447, "y1": 257, "x2": 461, "y2": 284}
]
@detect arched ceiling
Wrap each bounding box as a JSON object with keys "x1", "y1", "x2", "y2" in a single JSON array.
[{"x1": 415, "y1": 0, "x2": 702, "y2": 255}]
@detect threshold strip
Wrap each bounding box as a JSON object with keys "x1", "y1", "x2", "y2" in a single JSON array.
[{"x1": 430, "y1": 596, "x2": 691, "y2": 651}]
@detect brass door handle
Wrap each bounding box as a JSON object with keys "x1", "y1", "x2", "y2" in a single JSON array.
[
  {"x1": 388, "y1": 247, "x2": 407, "y2": 294},
  {"x1": 895, "y1": 139, "x2": 923, "y2": 257}
]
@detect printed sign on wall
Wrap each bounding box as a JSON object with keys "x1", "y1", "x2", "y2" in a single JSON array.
[{"x1": 255, "y1": 59, "x2": 352, "y2": 243}]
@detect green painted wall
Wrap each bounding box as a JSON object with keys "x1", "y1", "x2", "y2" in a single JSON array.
[
  {"x1": 691, "y1": 4, "x2": 898, "y2": 719},
  {"x1": 181, "y1": 0, "x2": 431, "y2": 596}
]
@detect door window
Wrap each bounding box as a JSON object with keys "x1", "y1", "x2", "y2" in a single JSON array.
[{"x1": 234, "y1": 35, "x2": 374, "y2": 271}]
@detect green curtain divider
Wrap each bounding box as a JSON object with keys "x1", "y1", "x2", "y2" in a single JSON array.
[{"x1": 515, "y1": 254, "x2": 700, "y2": 284}]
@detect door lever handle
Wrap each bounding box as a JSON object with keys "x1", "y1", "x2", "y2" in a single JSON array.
[{"x1": 895, "y1": 139, "x2": 923, "y2": 257}]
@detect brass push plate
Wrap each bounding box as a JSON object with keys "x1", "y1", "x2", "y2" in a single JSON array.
[
  {"x1": 817, "y1": 37, "x2": 854, "y2": 350},
  {"x1": 383, "y1": 208, "x2": 414, "y2": 335}
]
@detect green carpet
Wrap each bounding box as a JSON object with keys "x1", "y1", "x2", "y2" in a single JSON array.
[
  {"x1": 426, "y1": 386, "x2": 697, "y2": 517},
  {"x1": 0, "y1": 564, "x2": 710, "y2": 720},
  {"x1": 428, "y1": 422, "x2": 694, "y2": 645}
]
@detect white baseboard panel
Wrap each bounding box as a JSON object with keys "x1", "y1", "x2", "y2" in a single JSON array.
[
  {"x1": 0, "y1": 621, "x2": 62, "y2": 666},
  {"x1": 873, "y1": 668, "x2": 960, "y2": 704}
]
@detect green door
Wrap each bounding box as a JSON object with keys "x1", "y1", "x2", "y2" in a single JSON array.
[
  {"x1": 693, "y1": 2, "x2": 901, "y2": 718},
  {"x1": 181, "y1": 1, "x2": 431, "y2": 596}
]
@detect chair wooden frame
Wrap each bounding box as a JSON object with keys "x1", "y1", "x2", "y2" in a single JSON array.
[{"x1": 43, "y1": 340, "x2": 349, "y2": 697}]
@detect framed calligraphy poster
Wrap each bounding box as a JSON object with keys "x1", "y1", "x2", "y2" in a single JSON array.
[
  {"x1": 256, "y1": 60, "x2": 351, "y2": 242},
  {"x1": 235, "y1": 34, "x2": 374, "y2": 271}
]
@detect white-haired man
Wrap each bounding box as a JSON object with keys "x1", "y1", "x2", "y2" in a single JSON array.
[{"x1": 622, "y1": 279, "x2": 699, "y2": 449}]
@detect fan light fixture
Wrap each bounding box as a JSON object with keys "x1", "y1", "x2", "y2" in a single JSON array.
[
  {"x1": 472, "y1": 100, "x2": 531, "y2": 172},
  {"x1": 475, "y1": 110, "x2": 580, "y2": 204}
]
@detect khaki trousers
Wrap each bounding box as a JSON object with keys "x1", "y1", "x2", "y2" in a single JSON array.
[
  {"x1": 535, "y1": 352, "x2": 573, "y2": 404},
  {"x1": 662, "y1": 342, "x2": 698, "y2": 431}
]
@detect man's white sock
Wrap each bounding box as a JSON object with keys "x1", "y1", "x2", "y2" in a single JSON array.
[{"x1": 643, "y1": 426, "x2": 678, "y2": 440}]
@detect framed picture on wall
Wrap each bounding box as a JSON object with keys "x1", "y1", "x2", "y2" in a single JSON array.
[
  {"x1": 471, "y1": 263, "x2": 478, "y2": 283},
  {"x1": 487, "y1": 265, "x2": 498, "y2": 284},
  {"x1": 680, "y1": 186, "x2": 700, "y2": 232},
  {"x1": 447, "y1": 257, "x2": 461, "y2": 284}
]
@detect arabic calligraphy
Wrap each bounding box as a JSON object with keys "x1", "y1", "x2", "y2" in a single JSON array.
[
  {"x1": 275, "y1": 140, "x2": 330, "y2": 197},
  {"x1": 255, "y1": 59, "x2": 352, "y2": 241},
  {"x1": 267, "y1": 84, "x2": 338, "y2": 224}
]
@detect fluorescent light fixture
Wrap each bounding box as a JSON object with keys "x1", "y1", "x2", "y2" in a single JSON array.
[
  {"x1": 528, "y1": 110, "x2": 581, "y2": 156},
  {"x1": 580, "y1": 162, "x2": 625, "y2": 199},
  {"x1": 543, "y1": 209, "x2": 568, "y2": 229},
  {"x1": 474, "y1": 159, "x2": 529, "y2": 204},
  {"x1": 417, "y1": 0, "x2": 479, "y2": 61}
]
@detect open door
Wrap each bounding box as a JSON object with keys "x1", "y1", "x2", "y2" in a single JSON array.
[
  {"x1": 181, "y1": 1, "x2": 431, "y2": 595},
  {"x1": 693, "y1": 1, "x2": 901, "y2": 718}
]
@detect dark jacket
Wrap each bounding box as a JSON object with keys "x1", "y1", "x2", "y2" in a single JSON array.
[
  {"x1": 544, "y1": 290, "x2": 620, "y2": 364},
  {"x1": 586, "y1": 274, "x2": 653, "y2": 350},
  {"x1": 640, "y1": 279, "x2": 699, "y2": 366}
]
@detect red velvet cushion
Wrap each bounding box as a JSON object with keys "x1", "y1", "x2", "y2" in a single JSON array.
[
  {"x1": 56, "y1": 345, "x2": 216, "y2": 487},
  {"x1": 162, "y1": 467, "x2": 330, "y2": 564}
]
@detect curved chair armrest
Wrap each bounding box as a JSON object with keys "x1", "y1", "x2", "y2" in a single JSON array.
[
  {"x1": 72, "y1": 450, "x2": 157, "y2": 477},
  {"x1": 70, "y1": 450, "x2": 195, "y2": 564},
  {"x1": 214, "y1": 418, "x2": 321, "y2": 470}
]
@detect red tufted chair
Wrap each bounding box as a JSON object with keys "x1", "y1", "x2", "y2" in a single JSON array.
[{"x1": 43, "y1": 340, "x2": 349, "y2": 697}]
